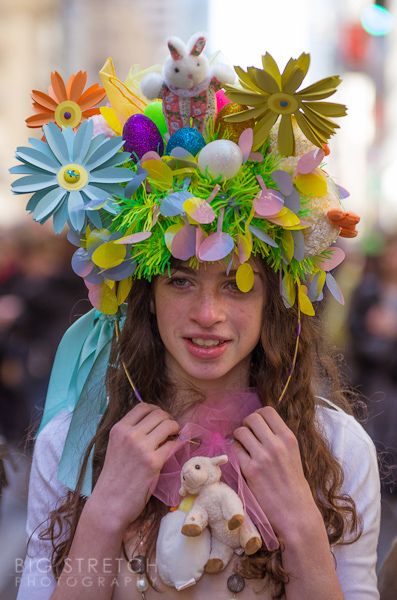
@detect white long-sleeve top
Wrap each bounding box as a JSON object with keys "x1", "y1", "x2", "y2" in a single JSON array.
[{"x1": 16, "y1": 400, "x2": 381, "y2": 599}]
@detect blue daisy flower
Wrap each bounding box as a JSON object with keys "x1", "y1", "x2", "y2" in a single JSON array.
[{"x1": 10, "y1": 120, "x2": 132, "y2": 233}]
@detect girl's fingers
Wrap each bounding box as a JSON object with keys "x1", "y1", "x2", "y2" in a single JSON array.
[
  {"x1": 136, "y1": 408, "x2": 175, "y2": 435},
  {"x1": 233, "y1": 426, "x2": 261, "y2": 457},
  {"x1": 155, "y1": 438, "x2": 184, "y2": 464},
  {"x1": 255, "y1": 406, "x2": 288, "y2": 436},
  {"x1": 147, "y1": 418, "x2": 181, "y2": 449},
  {"x1": 232, "y1": 440, "x2": 251, "y2": 472},
  {"x1": 121, "y1": 402, "x2": 161, "y2": 427},
  {"x1": 242, "y1": 411, "x2": 274, "y2": 444}
]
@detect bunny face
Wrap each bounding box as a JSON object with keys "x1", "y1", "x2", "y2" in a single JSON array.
[
  {"x1": 179, "y1": 455, "x2": 228, "y2": 496},
  {"x1": 164, "y1": 33, "x2": 210, "y2": 90}
]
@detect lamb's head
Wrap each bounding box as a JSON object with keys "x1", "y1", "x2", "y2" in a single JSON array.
[{"x1": 179, "y1": 455, "x2": 228, "y2": 496}]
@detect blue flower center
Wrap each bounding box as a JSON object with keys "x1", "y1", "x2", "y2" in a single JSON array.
[
  {"x1": 64, "y1": 111, "x2": 72, "y2": 119},
  {"x1": 280, "y1": 100, "x2": 289, "y2": 107}
]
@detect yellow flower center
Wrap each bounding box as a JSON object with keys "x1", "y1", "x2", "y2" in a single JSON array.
[
  {"x1": 268, "y1": 93, "x2": 298, "y2": 115},
  {"x1": 55, "y1": 100, "x2": 82, "y2": 128},
  {"x1": 58, "y1": 163, "x2": 88, "y2": 191}
]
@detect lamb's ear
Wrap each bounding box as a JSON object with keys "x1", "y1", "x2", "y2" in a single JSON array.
[
  {"x1": 179, "y1": 484, "x2": 187, "y2": 497},
  {"x1": 167, "y1": 36, "x2": 185, "y2": 60},
  {"x1": 188, "y1": 32, "x2": 206, "y2": 57},
  {"x1": 211, "y1": 454, "x2": 228, "y2": 466}
]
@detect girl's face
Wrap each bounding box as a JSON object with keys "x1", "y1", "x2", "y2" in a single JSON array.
[{"x1": 153, "y1": 261, "x2": 265, "y2": 392}]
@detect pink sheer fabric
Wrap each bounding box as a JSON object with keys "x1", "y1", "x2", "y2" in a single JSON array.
[{"x1": 152, "y1": 389, "x2": 279, "y2": 551}]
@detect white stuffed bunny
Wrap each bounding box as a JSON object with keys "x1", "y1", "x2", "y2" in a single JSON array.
[
  {"x1": 140, "y1": 32, "x2": 235, "y2": 134},
  {"x1": 179, "y1": 455, "x2": 262, "y2": 573}
]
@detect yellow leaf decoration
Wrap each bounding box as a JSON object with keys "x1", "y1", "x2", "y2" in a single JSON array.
[
  {"x1": 236, "y1": 263, "x2": 254, "y2": 293},
  {"x1": 92, "y1": 241, "x2": 126, "y2": 269},
  {"x1": 117, "y1": 277, "x2": 133, "y2": 304},
  {"x1": 224, "y1": 52, "x2": 347, "y2": 155},
  {"x1": 142, "y1": 159, "x2": 173, "y2": 191},
  {"x1": 298, "y1": 284, "x2": 315, "y2": 316},
  {"x1": 237, "y1": 232, "x2": 252, "y2": 263},
  {"x1": 99, "y1": 283, "x2": 119, "y2": 315},
  {"x1": 294, "y1": 172, "x2": 328, "y2": 197},
  {"x1": 268, "y1": 207, "x2": 300, "y2": 227},
  {"x1": 100, "y1": 106, "x2": 123, "y2": 135},
  {"x1": 281, "y1": 230, "x2": 294, "y2": 262}
]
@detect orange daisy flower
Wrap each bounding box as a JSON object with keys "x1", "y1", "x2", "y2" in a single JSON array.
[{"x1": 26, "y1": 71, "x2": 106, "y2": 129}]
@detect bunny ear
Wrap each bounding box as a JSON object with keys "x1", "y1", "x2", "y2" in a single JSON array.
[
  {"x1": 188, "y1": 32, "x2": 206, "y2": 56},
  {"x1": 211, "y1": 454, "x2": 228, "y2": 466},
  {"x1": 167, "y1": 36, "x2": 185, "y2": 61}
]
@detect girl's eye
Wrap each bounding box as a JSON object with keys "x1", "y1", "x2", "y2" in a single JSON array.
[
  {"x1": 169, "y1": 277, "x2": 191, "y2": 288},
  {"x1": 225, "y1": 280, "x2": 241, "y2": 292}
]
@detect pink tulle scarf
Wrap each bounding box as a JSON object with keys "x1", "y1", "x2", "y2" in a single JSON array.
[{"x1": 152, "y1": 389, "x2": 279, "y2": 551}]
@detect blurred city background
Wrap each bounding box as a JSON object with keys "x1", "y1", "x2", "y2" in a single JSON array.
[{"x1": 1, "y1": 0, "x2": 397, "y2": 597}]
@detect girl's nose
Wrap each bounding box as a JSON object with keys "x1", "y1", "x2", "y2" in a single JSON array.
[{"x1": 191, "y1": 293, "x2": 226, "y2": 328}]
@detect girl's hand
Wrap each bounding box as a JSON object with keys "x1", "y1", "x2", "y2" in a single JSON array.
[
  {"x1": 88, "y1": 403, "x2": 182, "y2": 532},
  {"x1": 233, "y1": 406, "x2": 322, "y2": 538}
]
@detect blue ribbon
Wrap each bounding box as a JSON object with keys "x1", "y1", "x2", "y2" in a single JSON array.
[{"x1": 39, "y1": 308, "x2": 125, "y2": 495}]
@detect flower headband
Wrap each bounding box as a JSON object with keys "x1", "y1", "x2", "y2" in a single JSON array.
[{"x1": 10, "y1": 32, "x2": 360, "y2": 317}]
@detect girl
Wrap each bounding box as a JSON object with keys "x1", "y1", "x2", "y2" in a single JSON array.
[{"x1": 17, "y1": 258, "x2": 380, "y2": 599}]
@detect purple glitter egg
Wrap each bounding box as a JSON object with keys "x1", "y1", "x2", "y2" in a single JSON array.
[{"x1": 123, "y1": 114, "x2": 164, "y2": 161}]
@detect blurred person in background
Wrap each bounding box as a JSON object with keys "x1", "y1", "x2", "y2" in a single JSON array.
[
  {"x1": 0, "y1": 224, "x2": 88, "y2": 445},
  {"x1": 348, "y1": 232, "x2": 397, "y2": 493}
]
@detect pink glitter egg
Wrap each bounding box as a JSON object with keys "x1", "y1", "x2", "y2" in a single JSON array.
[
  {"x1": 123, "y1": 114, "x2": 164, "y2": 162},
  {"x1": 216, "y1": 89, "x2": 231, "y2": 114}
]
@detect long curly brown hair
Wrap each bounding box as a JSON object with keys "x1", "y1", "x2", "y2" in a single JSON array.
[{"x1": 39, "y1": 265, "x2": 361, "y2": 599}]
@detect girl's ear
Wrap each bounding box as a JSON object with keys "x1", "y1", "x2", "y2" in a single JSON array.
[
  {"x1": 167, "y1": 36, "x2": 185, "y2": 60},
  {"x1": 188, "y1": 33, "x2": 206, "y2": 57}
]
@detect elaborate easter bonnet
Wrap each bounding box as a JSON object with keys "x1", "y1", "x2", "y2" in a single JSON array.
[{"x1": 9, "y1": 33, "x2": 359, "y2": 495}]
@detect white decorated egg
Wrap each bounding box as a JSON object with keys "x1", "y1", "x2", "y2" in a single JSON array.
[{"x1": 198, "y1": 140, "x2": 243, "y2": 180}]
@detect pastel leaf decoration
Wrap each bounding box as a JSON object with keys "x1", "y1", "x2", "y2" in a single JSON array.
[
  {"x1": 87, "y1": 282, "x2": 118, "y2": 315},
  {"x1": 86, "y1": 228, "x2": 110, "y2": 250},
  {"x1": 183, "y1": 197, "x2": 215, "y2": 224},
  {"x1": 115, "y1": 231, "x2": 152, "y2": 244},
  {"x1": 117, "y1": 276, "x2": 133, "y2": 304},
  {"x1": 294, "y1": 172, "x2": 327, "y2": 197},
  {"x1": 281, "y1": 273, "x2": 296, "y2": 308},
  {"x1": 160, "y1": 191, "x2": 192, "y2": 217},
  {"x1": 298, "y1": 284, "x2": 315, "y2": 316},
  {"x1": 141, "y1": 151, "x2": 162, "y2": 162},
  {"x1": 237, "y1": 233, "x2": 252, "y2": 263},
  {"x1": 124, "y1": 169, "x2": 147, "y2": 197},
  {"x1": 267, "y1": 207, "x2": 300, "y2": 227},
  {"x1": 141, "y1": 159, "x2": 173, "y2": 190},
  {"x1": 238, "y1": 128, "x2": 254, "y2": 163},
  {"x1": 318, "y1": 246, "x2": 345, "y2": 271},
  {"x1": 281, "y1": 230, "x2": 294, "y2": 263},
  {"x1": 325, "y1": 272, "x2": 345, "y2": 305},
  {"x1": 337, "y1": 184, "x2": 350, "y2": 199},
  {"x1": 198, "y1": 232, "x2": 234, "y2": 261},
  {"x1": 254, "y1": 188, "x2": 284, "y2": 217},
  {"x1": 164, "y1": 223, "x2": 184, "y2": 253},
  {"x1": 248, "y1": 225, "x2": 278, "y2": 247},
  {"x1": 308, "y1": 270, "x2": 326, "y2": 301},
  {"x1": 171, "y1": 224, "x2": 197, "y2": 260},
  {"x1": 271, "y1": 170, "x2": 293, "y2": 195},
  {"x1": 103, "y1": 260, "x2": 136, "y2": 281},
  {"x1": 284, "y1": 188, "x2": 300, "y2": 213},
  {"x1": 92, "y1": 241, "x2": 126, "y2": 269},
  {"x1": 71, "y1": 248, "x2": 93, "y2": 277},
  {"x1": 236, "y1": 263, "x2": 254, "y2": 292},
  {"x1": 297, "y1": 148, "x2": 325, "y2": 174},
  {"x1": 248, "y1": 152, "x2": 264, "y2": 162},
  {"x1": 292, "y1": 230, "x2": 305, "y2": 261}
]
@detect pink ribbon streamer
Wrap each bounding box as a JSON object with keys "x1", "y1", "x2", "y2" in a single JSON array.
[{"x1": 153, "y1": 389, "x2": 279, "y2": 551}]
